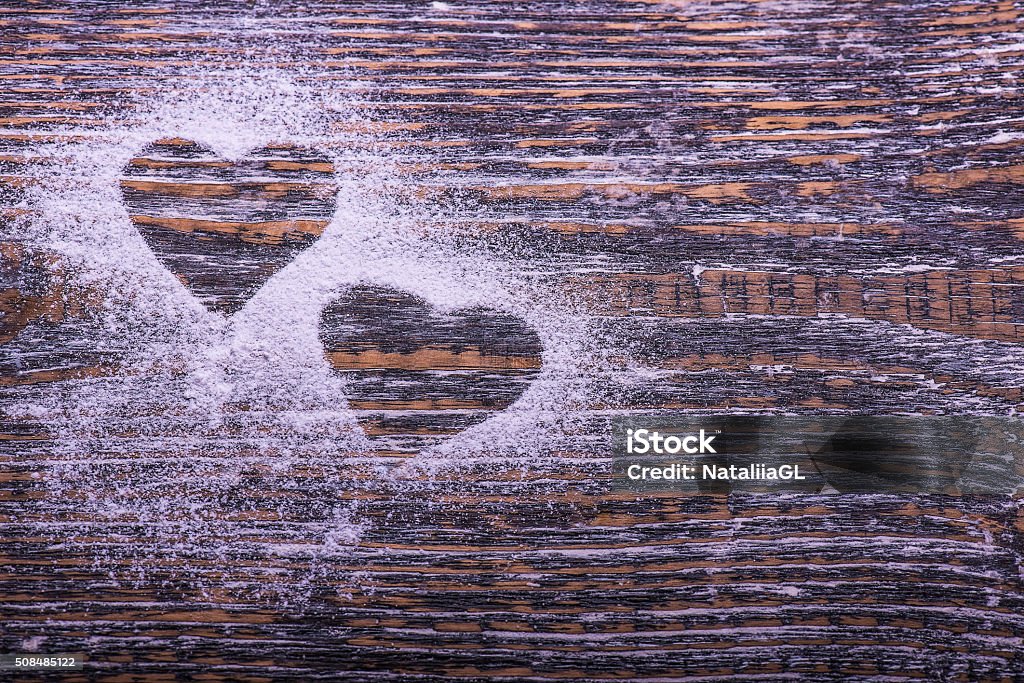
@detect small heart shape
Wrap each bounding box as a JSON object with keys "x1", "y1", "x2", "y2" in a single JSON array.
[
  {"x1": 121, "y1": 138, "x2": 336, "y2": 315},
  {"x1": 320, "y1": 286, "x2": 543, "y2": 453}
]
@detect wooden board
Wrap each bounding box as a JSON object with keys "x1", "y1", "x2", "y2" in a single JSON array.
[{"x1": 3, "y1": 1, "x2": 1024, "y2": 680}]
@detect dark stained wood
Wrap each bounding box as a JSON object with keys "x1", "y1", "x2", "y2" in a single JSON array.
[
  {"x1": 3, "y1": 1, "x2": 1024, "y2": 681},
  {"x1": 321, "y1": 285, "x2": 543, "y2": 447},
  {"x1": 121, "y1": 139, "x2": 337, "y2": 315}
]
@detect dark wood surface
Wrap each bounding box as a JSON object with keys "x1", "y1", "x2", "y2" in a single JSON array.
[{"x1": 3, "y1": 1, "x2": 1024, "y2": 680}]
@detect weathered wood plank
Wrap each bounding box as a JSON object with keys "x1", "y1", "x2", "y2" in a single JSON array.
[{"x1": 2, "y1": 1, "x2": 1024, "y2": 681}]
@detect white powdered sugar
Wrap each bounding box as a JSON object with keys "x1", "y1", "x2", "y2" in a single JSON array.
[{"x1": 8, "y1": 66, "x2": 614, "y2": 597}]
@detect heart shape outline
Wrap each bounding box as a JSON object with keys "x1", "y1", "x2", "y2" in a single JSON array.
[
  {"x1": 120, "y1": 138, "x2": 337, "y2": 315},
  {"x1": 319, "y1": 285, "x2": 544, "y2": 453}
]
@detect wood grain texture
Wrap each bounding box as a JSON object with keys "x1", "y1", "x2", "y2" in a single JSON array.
[
  {"x1": 122, "y1": 139, "x2": 337, "y2": 314},
  {"x1": 321, "y1": 285, "x2": 543, "y2": 445},
  {"x1": 3, "y1": 1, "x2": 1024, "y2": 681}
]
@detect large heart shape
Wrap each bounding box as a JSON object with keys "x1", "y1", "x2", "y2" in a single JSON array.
[
  {"x1": 121, "y1": 138, "x2": 336, "y2": 315},
  {"x1": 320, "y1": 286, "x2": 543, "y2": 453}
]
